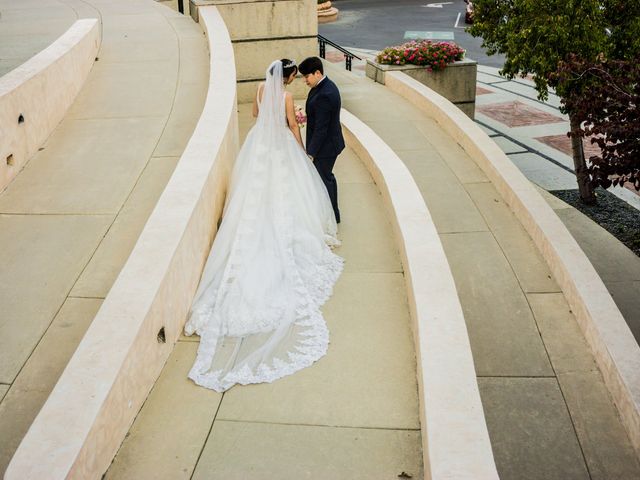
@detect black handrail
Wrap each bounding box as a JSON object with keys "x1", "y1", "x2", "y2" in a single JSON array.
[{"x1": 318, "y1": 34, "x2": 362, "y2": 71}]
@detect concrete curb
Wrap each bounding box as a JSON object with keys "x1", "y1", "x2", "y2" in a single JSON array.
[
  {"x1": 0, "y1": 19, "x2": 100, "y2": 193},
  {"x1": 341, "y1": 109, "x2": 499, "y2": 480},
  {"x1": 365, "y1": 58, "x2": 477, "y2": 118},
  {"x1": 384, "y1": 70, "x2": 640, "y2": 458},
  {"x1": 5, "y1": 7, "x2": 238, "y2": 479}
]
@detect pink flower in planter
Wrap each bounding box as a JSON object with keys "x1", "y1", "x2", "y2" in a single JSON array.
[{"x1": 376, "y1": 39, "x2": 465, "y2": 68}]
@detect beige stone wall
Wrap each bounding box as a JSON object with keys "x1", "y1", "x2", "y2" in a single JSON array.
[
  {"x1": 0, "y1": 19, "x2": 100, "y2": 193},
  {"x1": 366, "y1": 59, "x2": 478, "y2": 118},
  {"x1": 4, "y1": 7, "x2": 239, "y2": 479},
  {"x1": 191, "y1": 0, "x2": 317, "y2": 102}
]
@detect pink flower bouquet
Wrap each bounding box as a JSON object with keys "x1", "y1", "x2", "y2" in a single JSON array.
[{"x1": 295, "y1": 105, "x2": 307, "y2": 127}]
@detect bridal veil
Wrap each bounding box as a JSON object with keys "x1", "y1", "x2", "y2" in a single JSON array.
[{"x1": 184, "y1": 60, "x2": 343, "y2": 391}]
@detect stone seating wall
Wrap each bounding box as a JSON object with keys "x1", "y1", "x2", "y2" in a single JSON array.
[{"x1": 0, "y1": 19, "x2": 100, "y2": 193}]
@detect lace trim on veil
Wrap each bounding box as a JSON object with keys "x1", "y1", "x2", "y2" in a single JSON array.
[
  {"x1": 187, "y1": 252, "x2": 343, "y2": 391},
  {"x1": 184, "y1": 59, "x2": 343, "y2": 392}
]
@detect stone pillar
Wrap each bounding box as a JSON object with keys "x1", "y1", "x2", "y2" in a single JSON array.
[{"x1": 190, "y1": 0, "x2": 318, "y2": 102}]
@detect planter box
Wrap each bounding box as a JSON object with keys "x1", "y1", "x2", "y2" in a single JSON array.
[{"x1": 366, "y1": 58, "x2": 477, "y2": 118}]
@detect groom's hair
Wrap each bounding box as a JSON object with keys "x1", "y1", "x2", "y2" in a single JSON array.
[{"x1": 299, "y1": 57, "x2": 324, "y2": 75}]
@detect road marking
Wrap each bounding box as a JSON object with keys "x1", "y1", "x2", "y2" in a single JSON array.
[
  {"x1": 454, "y1": 11, "x2": 461, "y2": 28},
  {"x1": 404, "y1": 31, "x2": 455, "y2": 40},
  {"x1": 423, "y1": 2, "x2": 454, "y2": 8}
]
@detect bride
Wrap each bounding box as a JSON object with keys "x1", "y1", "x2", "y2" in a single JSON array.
[{"x1": 184, "y1": 59, "x2": 344, "y2": 392}]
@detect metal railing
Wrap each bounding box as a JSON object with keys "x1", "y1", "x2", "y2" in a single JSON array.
[{"x1": 318, "y1": 34, "x2": 362, "y2": 71}]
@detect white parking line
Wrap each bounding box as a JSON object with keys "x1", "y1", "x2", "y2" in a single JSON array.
[
  {"x1": 454, "y1": 11, "x2": 461, "y2": 28},
  {"x1": 422, "y1": 2, "x2": 454, "y2": 7}
]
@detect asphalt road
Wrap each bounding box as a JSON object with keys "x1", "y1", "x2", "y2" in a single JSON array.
[{"x1": 319, "y1": 0, "x2": 506, "y2": 67}]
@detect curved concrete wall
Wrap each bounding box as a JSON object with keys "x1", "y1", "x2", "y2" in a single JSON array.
[
  {"x1": 0, "y1": 19, "x2": 100, "y2": 193},
  {"x1": 5, "y1": 7, "x2": 238, "y2": 479},
  {"x1": 341, "y1": 109, "x2": 499, "y2": 480},
  {"x1": 384, "y1": 71, "x2": 640, "y2": 458}
]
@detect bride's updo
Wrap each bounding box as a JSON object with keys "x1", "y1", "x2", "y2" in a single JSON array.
[{"x1": 269, "y1": 58, "x2": 298, "y2": 81}]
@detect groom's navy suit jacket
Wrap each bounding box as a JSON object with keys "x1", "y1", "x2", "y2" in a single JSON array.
[{"x1": 305, "y1": 76, "x2": 345, "y2": 159}]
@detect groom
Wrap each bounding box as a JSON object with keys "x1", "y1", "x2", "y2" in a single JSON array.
[{"x1": 299, "y1": 57, "x2": 345, "y2": 223}]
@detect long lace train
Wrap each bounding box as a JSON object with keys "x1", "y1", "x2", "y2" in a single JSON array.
[{"x1": 184, "y1": 60, "x2": 343, "y2": 392}]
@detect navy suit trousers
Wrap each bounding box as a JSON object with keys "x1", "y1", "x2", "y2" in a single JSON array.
[{"x1": 313, "y1": 155, "x2": 340, "y2": 223}]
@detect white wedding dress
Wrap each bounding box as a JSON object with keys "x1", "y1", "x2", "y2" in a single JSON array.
[{"x1": 184, "y1": 61, "x2": 343, "y2": 392}]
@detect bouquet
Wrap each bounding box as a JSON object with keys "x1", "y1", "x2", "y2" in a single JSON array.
[{"x1": 295, "y1": 105, "x2": 307, "y2": 127}]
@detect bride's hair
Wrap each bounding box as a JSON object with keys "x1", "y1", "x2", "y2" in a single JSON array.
[{"x1": 269, "y1": 58, "x2": 298, "y2": 81}]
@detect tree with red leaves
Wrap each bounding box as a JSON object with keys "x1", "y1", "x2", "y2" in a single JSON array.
[
  {"x1": 556, "y1": 56, "x2": 639, "y2": 192},
  {"x1": 469, "y1": 0, "x2": 640, "y2": 204}
]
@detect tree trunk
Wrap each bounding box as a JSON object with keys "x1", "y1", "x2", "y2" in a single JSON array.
[{"x1": 569, "y1": 113, "x2": 596, "y2": 204}]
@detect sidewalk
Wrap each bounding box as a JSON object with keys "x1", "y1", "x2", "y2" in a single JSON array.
[
  {"x1": 0, "y1": 1, "x2": 209, "y2": 474},
  {"x1": 333, "y1": 47, "x2": 640, "y2": 209},
  {"x1": 1, "y1": 7, "x2": 638, "y2": 478},
  {"x1": 324, "y1": 45, "x2": 640, "y2": 345},
  {"x1": 474, "y1": 65, "x2": 640, "y2": 210},
  {"x1": 0, "y1": 0, "x2": 81, "y2": 77},
  {"x1": 110, "y1": 61, "x2": 640, "y2": 479},
  {"x1": 474, "y1": 66, "x2": 640, "y2": 344},
  {"x1": 326, "y1": 62, "x2": 640, "y2": 479}
]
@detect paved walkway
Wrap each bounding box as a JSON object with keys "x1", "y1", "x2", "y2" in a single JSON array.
[
  {"x1": 107, "y1": 64, "x2": 640, "y2": 479},
  {"x1": 1, "y1": 4, "x2": 639, "y2": 478},
  {"x1": 105, "y1": 104, "x2": 424, "y2": 480},
  {"x1": 0, "y1": 0, "x2": 83, "y2": 77},
  {"x1": 474, "y1": 65, "x2": 640, "y2": 209},
  {"x1": 474, "y1": 66, "x2": 640, "y2": 344},
  {"x1": 332, "y1": 47, "x2": 640, "y2": 208},
  {"x1": 326, "y1": 46, "x2": 640, "y2": 345},
  {"x1": 326, "y1": 63, "x2": 639, "y2": 479},
  {"x1": 0, "y1": 1, "x2": 208, "y2": 474}
]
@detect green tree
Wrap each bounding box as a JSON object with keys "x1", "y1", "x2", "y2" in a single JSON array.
[{"x1": 468, "y1": 0, "x2": 639, "y2": 204}]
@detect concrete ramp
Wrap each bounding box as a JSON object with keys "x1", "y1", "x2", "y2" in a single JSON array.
[
  {"x1": 0, "y1": 1, "x2": 209, "y2": 476},
  {"x1": 1, "y1": 2, "x2": 639, "y2": 479},
  {"x1": 327, "y1": 63, "x2": 640, "y2": 479},
  {"x1": 105, "y1": 104, "x2": 424, "y2": 479}
]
